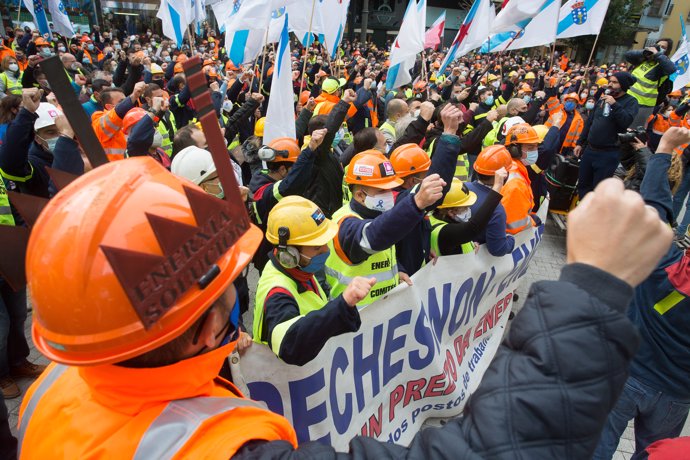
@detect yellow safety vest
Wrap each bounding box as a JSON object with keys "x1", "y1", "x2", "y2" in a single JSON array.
[
  {"x1": 0, "y1": 180, "x2": 15, "y2": 226},
  {"x1": 629, "y1": 61, "x2": 667, "y2": 107},
  {"x1": 427, "y1": 137, "x2": 471, "y2": 181},
  {"x1": 428, "y1": 215, "x2": 474, "y2": 256},
  {"x1": 253, "y1": 259, "x2": 327, "y2": 355},
  {"x1": 325, "y1": 203, "x2": 398, "y2": 307},
  {"x1": 157, "y1": 112, "x2": 176, "y2": 157},
  {"x1": 380, "y1": 120, "x2": 396, "y2": 140},
  {"x1": 0, "y1": 72, "x2": 22, "y2": 95}
]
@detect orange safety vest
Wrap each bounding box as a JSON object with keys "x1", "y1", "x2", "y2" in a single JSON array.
[
  {"x1": 83, "y1": 50, "x2": 104, "y2": 64},
  {"x1": 544, "y1": 97, "x2": 584, "y2": 152},
  {"x1": 313, "y1": 92, "x2": 357, "y2": 118},
  {"x1": 18, "y1": 342, "x2": 297, "y2": 458},
  {"x1": 501, "y1": 159, "x2": 536, "y2": 235},
  {"x1": 92, "y1": 108, "x2": 127, "y2": 161},
  {"x1": 647, "y1": 112, "x2": 671, "y2": 136}
]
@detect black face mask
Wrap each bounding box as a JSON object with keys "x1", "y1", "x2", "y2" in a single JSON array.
[{"x1": 152, "y1": 78, "x2": 164, "y2": 86}]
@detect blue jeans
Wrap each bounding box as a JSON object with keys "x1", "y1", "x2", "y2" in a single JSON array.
[
  {"x1": 672, "y1": 167, "x2": 690, "y2": 236},
  {"x1": 592, "y1": 375, "x2": 690, "y2": 459},
  {"x1": 577, "y1": 147, "x2": 620, "y2": 199},
  {"x1": 0, "y1": 279, "x2": 29, "y2": 377}
]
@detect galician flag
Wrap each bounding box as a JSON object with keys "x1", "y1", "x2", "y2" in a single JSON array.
[
  {"x1": 482, "y1": 0, "x2": 559, "y2": 53},
  {"x1": 491, "y1": 0, "x2": 550, "y2": 34},
  {"x1": 263, "y1": 13, "x2": 296, "y2": 144},
  {"x1": 438, "y1": 0, "x2": 493, "y2": 75},
  {"x1": 47, "y1": 0, "x2": 75, "y2": 38},
  {"x1": 556, "y1": 0, "x2": 610, "y2": 39},
  {"x1": 424, "y1": 10, "x2": 446, "y2": 50},
  {"x1": 386, "y1": 0, "x2": 426, "y2": 91},
  {"x1": 23, "y1": 0, "x2": 52, "y2": 39},
  {"x1": 157, "y1": 0, "x2": 192, "y2": 47},
  {"x1": 670, "y1": 16, "x2": 690, "y2": 92}
]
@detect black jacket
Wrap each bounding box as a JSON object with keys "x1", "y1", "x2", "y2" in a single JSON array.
[
  {"x1": 578, "y1": 93, "x2": 639, "y2": 149},
  {"x1": 235, "y1": 263, "x2": 639, "y2": 458}
]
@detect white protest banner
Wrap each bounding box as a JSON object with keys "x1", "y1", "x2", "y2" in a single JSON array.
[{"x1": 232, "y1": 213, "x2": 545, "y2": 451}]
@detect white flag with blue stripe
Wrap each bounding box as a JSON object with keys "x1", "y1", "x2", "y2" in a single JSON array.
[
  {"x1": 23, "y1": 0, "x2": 52, "y2": 39},
  {"x1": 481, "y1": 0, "x2": 558, "y2": 53},
  {"x1": 386, "y1": 0, "x2": 426, "y2": 91},
  {"x1": 47, "y1": 0, "x2": 75, "y2": 38},
  {"x1": 670, "y1": 16, "x2": 690, "y2": 92},
  {"x1": 438, "y1": 0, "x2": 494, "y2": 75},
  {"x1": 556, "y1": 0, "x2": 610, "y2": 39},
  {"x1": 157, "y1": 0, "x2": 192, "y2": 48},
  {"x1": 491, "y1": 0, "x2": 549, "y2": 34},
  {"x1": 264, "y1": 13, "x2": 296, "y2": 145},
  {"x1": 319, "y1": 0, "x2": 350, "y2": 58}
]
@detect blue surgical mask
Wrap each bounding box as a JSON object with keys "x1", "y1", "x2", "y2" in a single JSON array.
[
  {"x1": 39, "y1": 48, "x2": 53, "y2": 58},
  {"x1": 300, "y1": 250, "x2": 330, "y2": 273},
  {"x1": 87, "y1": 43, "x2": 95, "y2": 51},
  {"x1": 164, "y1": 56, "x2": 172, "y2": 63},
  {"x1": 585, "y1": 102, "x2": 595, "y2": 110},
  {"x1": 484, "y1": 96, "x2": 494, "y2": 106},
  {"x1": 522, "y1": 149, "x2": 539, "y2": 165},
  {"x1": 523, "y1": 95, "x2": 532, "y2": 103},
  {"x1": 564, "y1": 101, "x2": 577, "y2": 112},
  {"x1": 219, "y1": 296, "x2": 241, "y2": 346}
]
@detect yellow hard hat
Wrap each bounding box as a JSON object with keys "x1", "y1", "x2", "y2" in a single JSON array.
[
  {"x1": 254, "y1": 117, "x2": 266, "y2": 137},
  {"x1": 596, "y1": 77, "x2": 608, "y2": 86},
  {"x1": 322, "y1": 78, "x2": 341, "y2": 94},
  {"x1": 266, "y1": 196, "x2": 338, "y2": 246},
  {"x1": 509, "y1": 70, "x2": 518, "y2": 77},
  {"x1": 438, "y1": 178, "x2": 477, "y2": 209},
  {"x1": 525, "y1": 72, "x2": 536, "y2": 80},
  {"x1": 487, "y1": 73, "x2": 499, "y2": 82},
  {"x1": 532, "y1": 124, "x2": 549, "y2": 142}
]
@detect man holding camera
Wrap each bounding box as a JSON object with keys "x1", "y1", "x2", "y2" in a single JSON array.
[
  {"x1": 574, "y1": 72, "x2": 639, "y2": 198},
  {"x1": 625, "y1": 39, "x2": 676, "y2": 127}
]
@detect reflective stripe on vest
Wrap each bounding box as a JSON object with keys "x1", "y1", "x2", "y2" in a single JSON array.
[
  {"x1": 0, "y1": 180, "x2": 14, "y2": 226},
  {"x1": 428, "y1": 215, "x2": 474, "y2": 256},
  {"x1": 629, "y1": 61, "x2": 667, "y2": 107},
  {"x1": 428, "y1": 138, "x2": 470, "y2": 181},
  {"x1": 99, "y1": 115, "x2": 120, "y2": 139},
  {"x1": 105, "y1": 147, "x2": 127, "y2": 161},
  {"x1": 325, "y1": 204, "x2": 398, "y2": 307},
  {"x1": 1, "y1": 72, "x2": 23, "y2": 95},
  {"x1": 253, "y1": 261, "x2": 326, "y2": 354},
  {"x1": 18, "y1": 364, "x2": 69, "y2": 457},
  {"x1": 132, "y1": 397, "x2": 264, "y2": 460}
]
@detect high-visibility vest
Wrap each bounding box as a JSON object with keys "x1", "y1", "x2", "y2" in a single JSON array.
[
  {"x1": 545, "y1": 108, "x2": 584, "y2": 152},
  {"x1": 428, "y1": 214, "x2": 474, "y2": 256},
  {"x1": 325, "y1": 203, "x2": 399, "y2": 307},
  {"x1": 427, "y1": 137, "x2": 471, "y2": 181},
  {"x1": 18, "y1": 358, "x2": 297, "y2": 458},
  {"x1": 482, "y1": 117, "x2": 509, "y2": 148},
  {"x1": 629, "y1": 61, "x2": 667, "y2": 107},
  {"x1": 380, "y1": 120, "x2": 396, "y2": 140},
  {"x1": 501, "y1": 160, "x2": 535, "y2": 235},
  {"x1": 0, "y1": 71, "x2": 22, "y2": 95},
  {"x1": 157, "y1": 112, "x2": 176, "y2": 157},
  {"x1": 92, "y1": 109, "x2": 127, "y2": 161},
  {"x1": 253, "y1": 259, "x2": 327, "y2": 355},
  {"x1": 0, "y1": 180, "x2": 14, "y2": 226}
]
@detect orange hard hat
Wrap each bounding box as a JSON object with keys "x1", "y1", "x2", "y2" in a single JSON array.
[
  {"x1": 299, "y1": 90, "x2": 311, "y2": 105},
  {"x1": 345, "y1": 151, "x2": 403, "y2": 189},
  {"x1": 414, "y1": 80, "x2": 427, "y2": 92},
  {"x1": 226, "y1": 60, "x2": 239, "y2": 71},
  {"x1": 563, "y1": 92, "x2": 580, "y2": 102},
  {"x1": 174, "y1": 62, "x2": 184, "y2": 73},
  {"x1": 669, "y1": 90, "x2": 682, "y2": 97},
  {"x1": 268, "y1": 137, "x2": 301, "y2": 163},
  {"x1": 390, "y1": 144, "x2": 431, "y2": 178},
  {"x1": 505, "y1": 123, "x2": 541, "y2": 145},
  {"x1": 27, "y1": 157, "x2": 261, "y2": 365},
  {"x1": 474, "y1": 145, "x2": 512, "y2": 175},
  {"x1": 35, "y1": 37, "x2": 50, "y2": 47},
  {"x1": 122, "y1": 107, "x2": 148, "y2": 135},
  {"x1": 80, "y1": 35, "x2": 92, "y2": 44},
  {"x1": 203, "y1": 59, "x2": 214, "y2": 67},
  {"x1": 520, "y1": 83, "x2": 533, "y2": 93},
  {"x1": 208, "y1": 69, "x2": 218, "y2": 78},
  {"x1": 176, "y1": 53, "x2": 188, "y2": 63}
]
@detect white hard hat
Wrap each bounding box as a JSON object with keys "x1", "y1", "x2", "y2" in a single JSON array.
[
  {"x1": 501, "y1": 116, "x2": 526, "y2": 137},
  {"x1": 34, "y1": 103, "x2": 62, "y2": 131},
  {"x1": 150, "y1": 63, "x2": 164, "y2": 75},
  {"x1": 171, "y1": 146, "x2": 216, "y2": 185}
]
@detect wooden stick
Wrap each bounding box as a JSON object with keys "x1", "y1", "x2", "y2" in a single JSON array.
[
  {"x1": 548, "y1": 40, "x2": 557, "y2": 71},
  {"x1": 258, "y1": 27, "x2": 270, "y2": 92},
  {"x1": 299, "y1": 0, "x2": 317, "y2": 93},
  {"x1": 16, "y1": 1, "x2": 22, "y2": 27},
  {"x1": 585, "y1": 32, "x2": 602, "y2": 69}
]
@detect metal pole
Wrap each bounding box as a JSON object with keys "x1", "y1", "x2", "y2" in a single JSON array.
[{"x1": 360, "y1": 0, "x2": 369, "y2": 44}]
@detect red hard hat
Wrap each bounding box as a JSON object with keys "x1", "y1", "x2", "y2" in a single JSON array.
[{"x1": 122, "y1": 108, "x2": 148, "y2": 135}]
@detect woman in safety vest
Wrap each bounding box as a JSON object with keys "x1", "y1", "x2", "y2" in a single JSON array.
[
  {"x1": 253, "y1": 196, "x2": 374, "y2": 365},
  {"x1": 0, "y1": 55, "x2": 22, "y2": 98}
]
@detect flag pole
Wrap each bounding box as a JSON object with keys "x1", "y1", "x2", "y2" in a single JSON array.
[
  {"x1": 16, "y1": 0, "x2": 22, "y2": 26},
  {"x1": 258, "y1": 27, "x2": 271, "y2": 92},
  {"x1": 299, "y1": 0, "x2": 317, "y2": 93},
  {"x1": 548, "y1": 40, "x2": 557, "y2": 72},
  {"x1": 585, "y1": 32, "x2": 602, "y2": 69}
]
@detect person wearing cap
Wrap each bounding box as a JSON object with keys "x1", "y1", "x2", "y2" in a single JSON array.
[
  {"x1": 0, "y1": 88, "x2": 82, "y2": 198},
  {"x1": 625, "y1": 38, "x2": 676, "y2": 127},
  {"x1": 76, "y1": 36, "x2": 103, "y2": 70},
  {"x1": 253, "y1": 196, "x2": 375, "y2": 365},
  {"x1": 249, "y1": 131, "x2": 328, "y2": 272},
  {"x1": 472, "y1": 80, "x2": 514, "y2": 127},
  {"x1": 428, "y1": 175, "x2": 508, "y2": 257},
  {"x1": 325, "y1": 151, "x2": 446, "y2": 306},
  {"x1": 501, "y1": 123, "x2": 543, "y2": 234},
  {"x1": 543, "y1": 92, "x2": 585, "y2": 156},
  {"x1": 467, "y1": 145, "x2": 515, "y2": 257},
  {"x1": 148, "y1": 62, "x2": 165, "y2": 87},
  {"x1": 313, "y1": 77, "x2": 357, "y2": 118},
  {"x1": 574, "y1": 72, "x2": 639, "y2": 198}
]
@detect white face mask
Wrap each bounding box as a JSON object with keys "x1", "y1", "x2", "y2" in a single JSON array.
[
  {"x1": 222, "y1": 100, "x2": 233, "y2": 112},
  {"x1": 364, "y1": 190, "x2": 395, "y2": 212},
  {"x1": 152, "y1": 130, "x2": 163, "y2": 148},
  {"x1": 522, "y1": 149, "x2": 539, "y2": 165},
  {"x1": 452, "y1": 208, "x2": 472, "y2": 222},
  {"x1": 413, "y1": 109, "x2": 420, "y2": 118},
  {"x1": 8, "y1": 63, "x2": 18, "y2": 72}
]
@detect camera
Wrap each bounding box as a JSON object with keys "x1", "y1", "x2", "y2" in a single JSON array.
[{"x1": 618, "y1": 126, "x2": 648, "y2": 145}]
